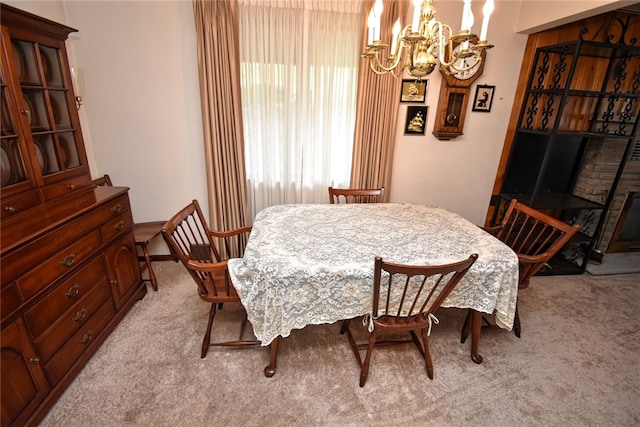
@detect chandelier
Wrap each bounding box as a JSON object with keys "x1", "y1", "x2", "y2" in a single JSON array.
[{"x1": 362, "y1": 0, "x2": 494, "y2": 79}]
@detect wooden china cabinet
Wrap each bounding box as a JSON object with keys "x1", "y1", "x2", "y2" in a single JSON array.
[{"x1": 1, "y1": 4, "x2": 145, "y2": 426}]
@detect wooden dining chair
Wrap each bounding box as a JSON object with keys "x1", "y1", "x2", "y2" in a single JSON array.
[
  {"x1": 328, "y1": 186, "x2": 385, "y2": 204},
  {"x1": 161, "y1": 200, "x2": 260, "y2": 358},
  {"x1": 92, "y1": 174, "x2": 174, "y2": 291},
  {"x1": 341, "y1": 254, "x2": 478, "y2": 387},
  {"x1": 461, "y1": 199, "x2": 580, "y2": 341}
]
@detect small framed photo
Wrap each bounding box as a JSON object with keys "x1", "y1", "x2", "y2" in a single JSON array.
[
  {"x1": 472, "y1": 85, "x2": 495, "y2": 112},
  {"x1": 404, "y1": 106, "x2": 428, "y2": 135},
  {"x1": 400, "y1": 79, "x2": 428, "y2": 103}
]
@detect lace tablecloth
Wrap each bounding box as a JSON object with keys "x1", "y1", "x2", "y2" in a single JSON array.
[{"x1": 228, "y1": 204, "x2": 518, "y2": 345}]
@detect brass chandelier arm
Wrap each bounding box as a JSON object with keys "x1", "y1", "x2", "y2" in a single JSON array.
[{"x1": 363, "y1": 35, "x2": 407, "y2": 75}]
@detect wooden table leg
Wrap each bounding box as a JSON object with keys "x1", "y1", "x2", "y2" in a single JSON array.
[
  {"x1": 264, "y1": 336, "x2": 280, "y2": 377},
  {"x1": 471, "y1": 310, "x2": 483, "y2": 364}
]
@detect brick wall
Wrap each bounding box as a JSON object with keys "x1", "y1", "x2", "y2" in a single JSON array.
[{"x1": 574, "y1": 136, "x2": 640, "y2": 252}]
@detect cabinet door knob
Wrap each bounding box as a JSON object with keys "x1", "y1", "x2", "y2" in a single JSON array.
[
  {"x1": 30, "y1": 357, "x2": 40, "y2": 364},
  {"x1": 67, "y1": 184, "x2": 76, "y2": 190},
  {"x1": 115, "y1": 221, "x2": 125, "y2": 231},
  {"x1": 20, "y1": 109, "x2": 31, "y2": 117},
  {"x1": 65, "y1": 284, "x2": 80, "y2": 298},
  {"x1": 4, "y1": 206, "x2": 15, "y2": 213},
  {"x1": 110, "y1": 280, "x2": 118, "y2": 285},
  {"x1": 111, "y1": 204, "x2": 123, "y2": 214},
  {"x1": 61, "y1": 254, "x2": 76, "y2": 266}
]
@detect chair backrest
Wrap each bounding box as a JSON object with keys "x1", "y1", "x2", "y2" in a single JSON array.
[
  {"x1": 93, "y1": 174, "x2": 113, "y2": 186},
  {"x1": 328, "y1": 187, "x2": 385, "y2": 204},
  {"x1": 372, "y1": 254, "x2": 478, "y2": 329},
  {"x1": 161, "y1": 200, "x2": 251, "y2": 297},
  {"x1": 492, "y1": 199, "x2": 580, "y2": 284}
]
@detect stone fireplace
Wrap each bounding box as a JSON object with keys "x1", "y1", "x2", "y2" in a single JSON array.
[{"x1": 582, "y1": 135, "x2": 640, "y2": 254}]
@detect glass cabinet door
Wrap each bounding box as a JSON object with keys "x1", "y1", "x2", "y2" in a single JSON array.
[
  {"x1": 1, "y1": 55, "x2": 32, "y2": 192},
  {"x1": 11, "y1": 38, "x2": 82, "y2": 178}
]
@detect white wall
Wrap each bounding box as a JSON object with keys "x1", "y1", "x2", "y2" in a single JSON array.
[
  {"x1": 389, "y1": 1, "x2": 528, "y2": 224},
  {"x1": 5, "y1": 0, "x2": 626, "y2": 227},
  {"x1": 64, "y1": 1, "x2": 208, "y2": 224}
]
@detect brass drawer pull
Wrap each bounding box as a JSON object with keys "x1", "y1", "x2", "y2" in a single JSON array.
[
  {"x1": 81, "y1": 330, "x2": 93, "y2": 344},
  {"x1": 72, "y1": 307, "x2": 87, "y2": 322},
  {"x1": 30, "y1": 357, "x2": 40, "y2": 364},
  {"x1": 61, "y1": 254, "x2": 76, "y2": 267},
  {"x1": 65, "y1": 284, "x2": 80, "y2": 298},
  {"x1": 114, "y1": 221, "x2": 125, "y2": 231},
  {"x1": 4, "y1": 206, "x2": 15, "y2": 213},
  {"x1": 111, "y1": 204, "x2": 123, "y2": 214},
  {"x1": 67, "y1": 184, "x2": 76, "y2": 190}
]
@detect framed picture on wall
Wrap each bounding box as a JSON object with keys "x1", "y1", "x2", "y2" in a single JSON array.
[
  {"x1": 472, "y1": 85, "x2": 495, "y2": 112},
  {"x1": 404, "y1": 106, "x2": 428, "y2": 135},
  {"x1": 400, "y1": 79, "x2": 428, "y2": 103}
]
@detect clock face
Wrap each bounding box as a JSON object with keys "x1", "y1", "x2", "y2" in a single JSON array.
[{"x1": 447, "y1": 45, "x2": 483, "y2": 81}]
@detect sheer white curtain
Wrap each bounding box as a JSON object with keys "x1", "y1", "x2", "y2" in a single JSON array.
[{"x1": 239, "y1": 0, "x2": 363, "y2": 219}]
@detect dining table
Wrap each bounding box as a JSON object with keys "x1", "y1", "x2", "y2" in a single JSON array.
[{"x1": 227, "y1": 203, "x2": 519, "y2": 377}]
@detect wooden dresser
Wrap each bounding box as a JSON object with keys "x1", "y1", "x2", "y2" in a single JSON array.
[{"x1": 1, "y1": 4, "x2": 145, "y2": 426}]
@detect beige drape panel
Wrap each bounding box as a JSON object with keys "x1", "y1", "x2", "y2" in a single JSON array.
[
  {"x1": 351, "y1": 0, "x2": 410, "y2": 199},
  {"x1": 193, "y1": 0, "x2": 249, "y2": 230}
]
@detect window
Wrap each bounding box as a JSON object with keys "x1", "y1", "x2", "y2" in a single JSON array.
[{"x1": 239, "y1": 1, "x2": 362, "y2": 217}]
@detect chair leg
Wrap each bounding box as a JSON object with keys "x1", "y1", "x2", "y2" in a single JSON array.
[
  {"x1": 513, "y1": 303, "x2": 521, "y2": 338},
  {"x1": 239, "y1": 311, "x2": 249, "y2": 340},
  {"x1": 201, "y1": 303, "x2": 217, "y2": 358},
  {"x1": 460, "y1": 309, "x2": 472, "y2": 343},
  {"x1": 410, "y1": 330, "x2": 425, "y2": 357},
  {"x1": 421, "y1": 328, "x2": 434, "y2": 380},
  {"x1": 138, "y1": 242, "x2": 158, "y2": 291},
  {"x1": 359, "y1": 330, "x2": 377, "y2": 387}
]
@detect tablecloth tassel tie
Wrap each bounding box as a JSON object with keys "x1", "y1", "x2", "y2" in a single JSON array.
[
  {"x1": 427, "y1": 313, "x2": 439, "y2": 336},
  {"x1": 363, "y1": 314, "x2": 375, "y2": 332}
]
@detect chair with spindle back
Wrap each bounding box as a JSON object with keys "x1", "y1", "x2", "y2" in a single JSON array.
[
  {"x1": 341, "y1": 254, "x2": 478, "y2": 387},
  {"x1": 461, "y1": 199, "x2": 580, "y2": 340},
  {"x1": 328, "y1": 187, "x2": 385, "y2": 204},
  {"x1": 161, "y1": 200, "x2": 260, "y2": 358}
]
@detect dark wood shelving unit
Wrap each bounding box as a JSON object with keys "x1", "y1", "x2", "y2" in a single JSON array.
[{"x1": 495, "y1": 26, "x2": 640, "y2": 275}]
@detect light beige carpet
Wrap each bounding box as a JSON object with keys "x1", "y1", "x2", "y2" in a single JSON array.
[{"x1": 40, "y1": 262, "x2": 640, "y2": 426}]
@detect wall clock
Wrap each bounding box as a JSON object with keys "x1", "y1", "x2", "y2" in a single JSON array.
[{"x1": 432, "y1": 46, "x2": 486, "y2": 140}]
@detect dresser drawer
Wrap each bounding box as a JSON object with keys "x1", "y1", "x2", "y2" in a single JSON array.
[
  {"x1": 1, "y1": 281, "x2": 22, "y2": 322},
  {"x1": 24, "y1": 256, "x2": 107, "y2": 339},
  {"x1": 33, "y1": 279, "x2": 111, "y2": 363},
  {"x1": 41, "y1": 175, "x2": 92, "y2": 202},
  {"x1": 43, "y1": 300, "x2": 115, "y2": 387},
  {"x1": 17, "y1": 230, "x2": 102, "y2": 301},
  {"x1": 102, "y1": 194, "x2": 131, "y2": 219},
  {"x1": 1, "y1": 189, "x2": 41, "y2": 220},
  {"x1": 2, "y1": 209, "x2": 105, "y2": 285},
  {"x1": 100, "y1": 210, "x2": 134, "y2": 243}
]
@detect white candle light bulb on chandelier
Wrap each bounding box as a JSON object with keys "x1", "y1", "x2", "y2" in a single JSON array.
[
  {"x1": 412, "y1": 0, "x2": 422, "y2": 32},
  {"x1": 461, "y1": 0, "x2": 473, "y2": 31},
  {"x1": 391, "y1": 19, "x2": 401, "y2": 55},
  {"x1": 480, "y1": 0, "x2": 494, "y2": 41},
  {"x1": 373, "y1": 0, "x2": 384, "y2": 41},
  {"x1": 367, "y1": 9, "x2": 375, "y2": 45}
]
